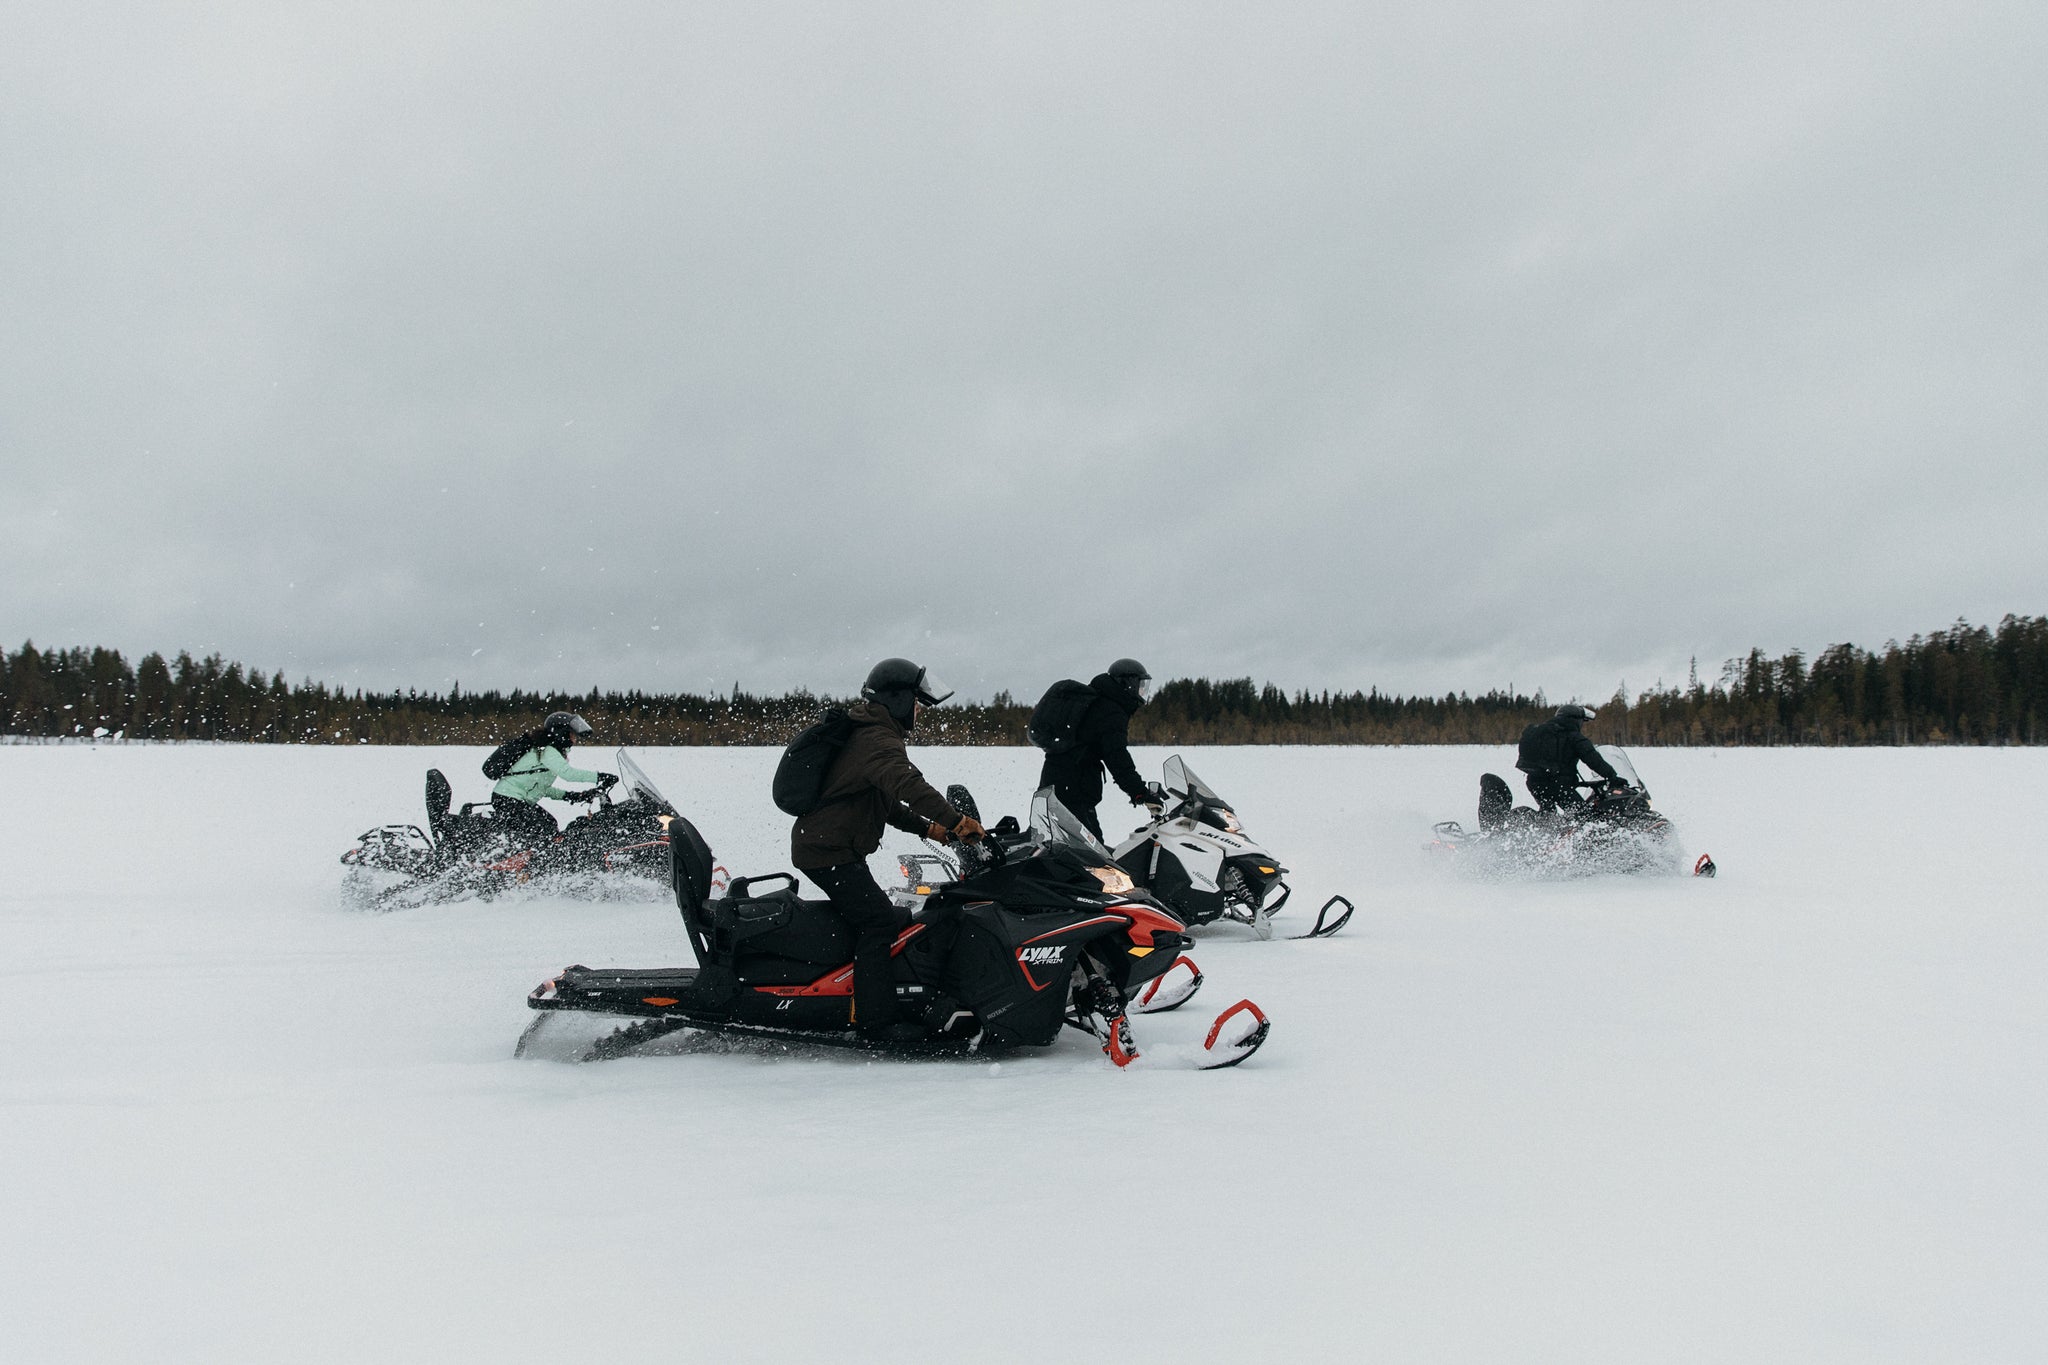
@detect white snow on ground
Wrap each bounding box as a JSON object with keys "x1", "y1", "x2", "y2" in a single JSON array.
[{"x1": 3, "y1": 743, "x2": 2046, "y2": 1363}]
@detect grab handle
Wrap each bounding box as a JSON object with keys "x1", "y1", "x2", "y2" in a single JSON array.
[{"x1": 727, "y1": 871, "x2": 798, "y2": 900}]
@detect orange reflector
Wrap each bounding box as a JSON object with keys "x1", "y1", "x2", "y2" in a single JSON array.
[
  {"x1": 641, "y1": 997, "x2": 679, "y2": 1007},
  {"x1": 1127, "y1": 946, "x2": 1154, "y2": 957}
]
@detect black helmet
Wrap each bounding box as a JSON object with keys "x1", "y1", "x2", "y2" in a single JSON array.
[
  {"x1": 862, "y1": 658, "x2": 952, "y2": 728},
  {"x1": 1554, "y1": 704, "x2": 1596, "y2": 725},
  {"x1": 1108, "y1": 657, "x2": 1152, "y2": 702},
  {"x1": 544, "y1": 711, "x2": 593, "y2": 744}
]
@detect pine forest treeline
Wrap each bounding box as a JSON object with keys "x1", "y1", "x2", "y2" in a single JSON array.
[{"x1": 3, "y1": 614, "x2": 2045, "y2": 748}]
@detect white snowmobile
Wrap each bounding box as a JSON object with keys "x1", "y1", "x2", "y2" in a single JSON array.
[{"x1": 1077, "y1": 756, "x2": 1352, "y2": 940}]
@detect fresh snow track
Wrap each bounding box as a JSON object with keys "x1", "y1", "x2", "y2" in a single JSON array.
[{"x1": 3, "y1": 744, "x2": 2046, "y2": 1363}]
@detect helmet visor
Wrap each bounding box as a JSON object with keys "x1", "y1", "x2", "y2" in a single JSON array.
[{"x1": 914, "y1": 669, "x2": 954, "y2": 707}]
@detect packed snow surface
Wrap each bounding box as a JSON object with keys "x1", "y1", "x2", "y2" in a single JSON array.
[{"x1": 4, "y1": 744, "x2": 2045, "y2": 1362}]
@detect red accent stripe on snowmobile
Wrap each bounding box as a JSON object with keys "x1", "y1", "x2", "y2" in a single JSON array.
[
  {"x1": 748, "y1": 925, "x2": 929, "y2": 999},
  {"x1": 753, "y1": 970, "x2": 853, "y2": 998},
  {"x1": 1104, "y1": 903, "x2": 1189, "y2": 946},
  {"x1": 1204, "y1": 998, "x2": 1267, "y2": 1049}
]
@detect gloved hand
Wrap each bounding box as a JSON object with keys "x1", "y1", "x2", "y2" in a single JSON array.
[
  {"x1": 1607, "y1": 776, "x2": 1630, "y2": 791},
  {"x1": 952, "y1": 815, "x2": 986, "y2": 844},
  {"x1": 926, "y1": 821, "x2": 953, "y2": 843},
  {"x1": 570, "y1": 787, "x2": 600, "y2": 803}
]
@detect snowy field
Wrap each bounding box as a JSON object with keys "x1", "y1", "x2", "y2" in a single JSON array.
[{"x1": 4, "y1": 742, "x2": 2045, "y2": 1363}]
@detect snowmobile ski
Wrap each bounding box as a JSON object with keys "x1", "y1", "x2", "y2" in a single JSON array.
[
  {"x1": 1198, "y1": 999, "x2": 1271, "y2": 1070},
  {"x1": 1132, "y1": 954, "x2": 1204, "y2": 1013},
  {"x1": 1291, "y1": 894, "x2": 1356, "y2": 939}
]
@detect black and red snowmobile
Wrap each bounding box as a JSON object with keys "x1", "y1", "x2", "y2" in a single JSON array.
[
  {"x1": 514, "y1": 795, "x2": 1272, "y2": 1070},
  {"x1": 1426, "y1": 745, "x2": 1716, "y2": 879},
  {"x1": 340, "y1": 749, "x2": 678, "y2": 909}
]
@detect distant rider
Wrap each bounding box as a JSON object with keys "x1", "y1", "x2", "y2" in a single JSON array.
[
  {"x1": 790, "y1": 659, "x2": 984, "y2": 1045},
  {"x1": 1515, "y1": 704, "x2": 1620, "y2": 811},
  {"x1": 1036, "y1": 658, "x2": 1158, "y2": 841},
  {"x1": 490, "y1": 710, "x2": 615, "y2": 847}
]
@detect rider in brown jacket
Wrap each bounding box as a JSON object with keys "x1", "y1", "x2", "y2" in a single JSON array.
[{"x1": 792, "y1": 658, "x2": 984, "y2": 1042}]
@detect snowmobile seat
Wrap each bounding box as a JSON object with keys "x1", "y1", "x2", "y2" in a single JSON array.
[
  {"x1": 664, "y1": 819, "x2": 855, "y2": 968},
  {"x1": 667, "y1": 813, "x2": 717, "y2": 911},
  {"x1": 666, "y1": 813, "x2": 721, "y2": 962},
  {"x1": 711, "y1": 875, "x2": 856, "y2": 966},
  {"x1": 1478, "y1": 773, "x2": 1513, "y2": 834},
  {"x1": 426, "y1": 768, "x2": 455, "y2": 842}
]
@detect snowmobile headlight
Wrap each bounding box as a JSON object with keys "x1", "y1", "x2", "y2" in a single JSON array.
[
  {"x1": 1220, "y1": 810, "x2": 1242, "y2": 833},
  {"x1": 1089, "y1": 865, "x2": 1135, "y2": 894}
]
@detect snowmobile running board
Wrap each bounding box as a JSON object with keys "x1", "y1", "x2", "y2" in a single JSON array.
[
  {"x1": 517, "y1": 1011, "x2": 987, "y2": 1064},
  {"x1": 1291, "y1": 894, "x2": 1355, "y2": 939},
  {"x1": 519, "y1": 995, "x2": 1272, "y2": 1071}
]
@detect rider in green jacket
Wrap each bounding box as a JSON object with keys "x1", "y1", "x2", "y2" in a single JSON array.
[{"x1": 491, "y1": 711, "x2": 613, "y2": 846}]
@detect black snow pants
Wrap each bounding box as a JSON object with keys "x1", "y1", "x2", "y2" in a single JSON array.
[
  {"x1": 1524, "y1": 770, "x2": 1585, "y2": 813},
  {"x1": 1054, "y1": 790, "x2": 1106, "y2": 842},
  {"x1": 491, "y1": 794, "x2": 560, "y2": 849},
  {"x1": 803, "y1": 860, "x2": 911, "y2": 1035}
]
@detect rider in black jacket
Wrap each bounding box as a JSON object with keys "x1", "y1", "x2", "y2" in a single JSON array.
[
  {"x1": 1516, "y1": 704, "x2": 1620, "y2": 811},
  {"x1": 1039, "y1": 659, "x2": 1157, "y2": 840}
]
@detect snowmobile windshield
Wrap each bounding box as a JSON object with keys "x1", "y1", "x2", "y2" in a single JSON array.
[
  {"x1": 1029, "y1": 787, "x2": 1117, "y2": 863},
  {"x1": 1162, "y1": 755, "x2": 1231, "y2": 810},
  {"x1": 615, "y1": 750, "x2": 671, "y2": 810},
  {"x1": 1597, "y1": 746, "x2": 1644, "y2": 794}
]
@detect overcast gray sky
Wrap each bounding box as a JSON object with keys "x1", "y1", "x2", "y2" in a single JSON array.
[{"x1": 4, "y1": 2, "x2": 2043, "y2": 704}]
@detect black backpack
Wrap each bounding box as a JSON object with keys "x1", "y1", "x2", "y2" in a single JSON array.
[
  {"x1": 1027, "y1": 680, "x2": 1096, "y2": 754},
  {"x1": 482, "y1": 728, "x2": 548, "y2": 781},
  {"x1": 772, "y1": 706, "x2": 856, "y2": 816}
]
